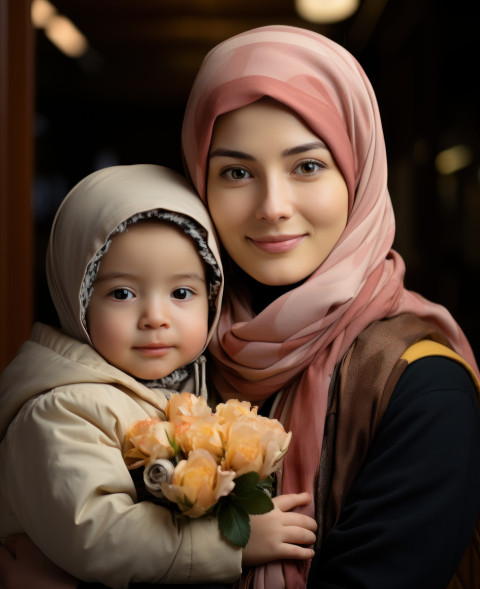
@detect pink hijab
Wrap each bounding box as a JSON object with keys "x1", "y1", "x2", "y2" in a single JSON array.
[{"x1": 182, "y1": 25, "x2": 478, "y2": 588}]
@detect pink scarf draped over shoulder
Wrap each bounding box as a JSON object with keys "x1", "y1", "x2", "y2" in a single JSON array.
[{"x1": 182, "y1": 25, "x2": 478, "y2": 588}]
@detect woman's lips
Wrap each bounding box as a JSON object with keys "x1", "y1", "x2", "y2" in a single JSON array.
[{"x1": 248, "y1": 235, "x2": 305, "y2": 254}]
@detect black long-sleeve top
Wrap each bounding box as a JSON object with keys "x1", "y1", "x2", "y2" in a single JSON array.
[{"x1": 307, "y1": 356, "x2": 480, "y2": 588}]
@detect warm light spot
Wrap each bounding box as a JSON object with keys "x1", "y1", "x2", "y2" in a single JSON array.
[
  {"x1": 295, "y1": 0, "x2": 360, "y2": 23},
  {"x1": 32, "y1": 1, "x2": 89, "y2": 59},
  {"x1": 45, "y1": 15, "x2": 89, "y2": 57},
  {"x1": 435, "y1": 145, "x2": 473, "y2": 175},
  {"x1": 31, "y1": 0, "x2": 57, "y2": 28}
]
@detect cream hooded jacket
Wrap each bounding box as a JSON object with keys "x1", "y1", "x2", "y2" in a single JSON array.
[{"x1": 0, "y1": 165, "x2": 241, "y2": 588}]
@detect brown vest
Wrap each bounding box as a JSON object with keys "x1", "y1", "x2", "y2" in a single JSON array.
[{"x1": 317, "y1": 313, "x2": 480, "y2": 588}]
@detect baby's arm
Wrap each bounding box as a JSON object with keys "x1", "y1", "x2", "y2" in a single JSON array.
[
  {"x1": 242, "y1": 492, "x2": 317, "y2": 567},
  {"x1": 0, "y1": 534, "x2": 230, "y2": 589},
  {"x1": 0, "y1": 387, "x2": 241, "y2": 588}
]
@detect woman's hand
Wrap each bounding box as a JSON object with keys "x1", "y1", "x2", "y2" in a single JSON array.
[
  {"x1": 242, "y1": 492, "x2": 317, "y2": 567},
  {"x1": 0, "y1": 534, "x2": 78, "y2": 589}
]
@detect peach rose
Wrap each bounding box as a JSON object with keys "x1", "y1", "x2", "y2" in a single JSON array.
[
  {"x1": 259, "y1": 416, "x2": 292, "y2": 478},
  {"x1": 215, "y1": 399, "x2": 259, "y2": 451},
  {"x1": 174, "y1": 413, "x2": 224, "y2": 460},
  {"x1": 124, "y1": 417, "x2": 175, "y2": 469},
  {"x1": 222, "y1": 414, "x2": 291, "y2": 479},
  {"x1": 215, "y1": 398, "x2": 257, "y2": 423},
  {"x1": 166, "y1": 392, "x2": 212, "y2": 422},
  {"x1": 160, "y1": 449, "x2": 236, "y2": 518}
]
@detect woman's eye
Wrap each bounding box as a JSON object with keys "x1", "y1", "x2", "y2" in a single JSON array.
[
  {"x1": 172, "y1": 288, "x2": 194, "y2": 300},
  {"x1": 295, "y1": 160, "x2": 323, "y2": 175},
  {"x1": 222, "y1": 167, "x2": 251, "y2": 181},
  {"x1": 110, "y1": 288, "x2": 134, "y2": 300}
]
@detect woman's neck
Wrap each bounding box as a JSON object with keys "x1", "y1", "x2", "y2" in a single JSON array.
[{"x1": 228, "y1": 262, "x2": 304, "y2": 314}]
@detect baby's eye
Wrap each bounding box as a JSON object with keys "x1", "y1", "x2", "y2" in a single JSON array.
[
  {"x1": 172, "y1": 288, "x2": 194, "y2": 300},
  {"x1": 222, "y1": 167, "x2": 251, "y2": 181},
  {"x1": 110, "y1": 288, "x2": 134, "y2": 300},
  {"x1": 294, "y1": 160, "x2": 323, "y2": 175}
]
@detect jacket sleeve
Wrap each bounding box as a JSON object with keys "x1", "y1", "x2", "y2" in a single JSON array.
[
  {"x1": 0, "y1": 384, "x2": 242, "y2": 589},
  {"x1": 307, "y1": 357, "x2": 480, "y2": 589}
]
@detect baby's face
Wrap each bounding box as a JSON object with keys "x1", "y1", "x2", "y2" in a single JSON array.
[{"x1": 87, "y1": 221, "x2": 209, "y2": 380}]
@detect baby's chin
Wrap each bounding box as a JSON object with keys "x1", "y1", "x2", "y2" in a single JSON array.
[
  {"x1": 134, "y1": 372, "x2": 170, "y2": 381},
  {"x1": 124, "y1": 367, "x2": 172, "y2": 382}
]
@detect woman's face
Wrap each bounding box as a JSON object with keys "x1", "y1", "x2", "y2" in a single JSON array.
[{"x1": 207, "y1": 99, "x2": 349, "y2": 286}]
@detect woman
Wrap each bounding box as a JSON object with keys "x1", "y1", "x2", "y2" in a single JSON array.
[
  {"x1": 1, "y1": 24, "x2": 479, "y2": 589},
  {"x1": 181, "y1": 25, "x2": 480, "y2": 589}
]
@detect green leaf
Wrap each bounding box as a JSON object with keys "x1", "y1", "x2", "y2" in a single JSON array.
[
  {"x1": 234, "y1": 487, "x2": 274, "y2": 515},
  {"x1": 232, "y1": 472, "x2": 260, "y2": 495},
  {"x1": 165, "y1": 431, "x2": 182, "y2": 463},
  {"x1": 217, "y1": 500, "x2": 251, "y2": 547},
  {"x1": 228, "y1": 472, "x2": 274, "y2": 515}
]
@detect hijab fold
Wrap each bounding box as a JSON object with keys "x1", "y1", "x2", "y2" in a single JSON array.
[{"x1": 182, "y1": 26, "x2": 478, "y2": 588}]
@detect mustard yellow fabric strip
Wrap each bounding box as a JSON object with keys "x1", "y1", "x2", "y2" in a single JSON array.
[{"x1": 401, "y1": 340, "x2": 480, "y2": 392}]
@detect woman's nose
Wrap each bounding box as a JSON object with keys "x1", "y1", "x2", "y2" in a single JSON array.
[
  {"x1": 255, "y1": 177, "x2": 293, "y2": 223},
  {"x1": 139, "y1": 297, "x2": 170, "y2": 329}
]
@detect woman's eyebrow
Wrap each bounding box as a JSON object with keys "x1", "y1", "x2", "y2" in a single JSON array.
[
  {"x1": 281, "y1": 141, "x2": 327, "y2": 157},
  {"x1": 209, "y1": 148, "x2": 254, "y2": 160}
]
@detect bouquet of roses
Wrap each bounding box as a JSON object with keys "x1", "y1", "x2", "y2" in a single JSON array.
[{"x1": 124, "y1": 393, "x2": 291, "y2": 547}]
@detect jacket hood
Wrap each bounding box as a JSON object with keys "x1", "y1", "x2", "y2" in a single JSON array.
[{"x1": 46, "y1": 164, "x2": 223, "y2": 346}]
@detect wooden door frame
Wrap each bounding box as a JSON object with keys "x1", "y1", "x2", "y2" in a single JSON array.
[{"x1": 0, "y1": 0, "x2": 34, "y2": 371}]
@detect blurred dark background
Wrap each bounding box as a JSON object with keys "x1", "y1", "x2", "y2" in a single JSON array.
[{"x1": 31, "y1": 0, "x2": 480, "y2": 355}]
